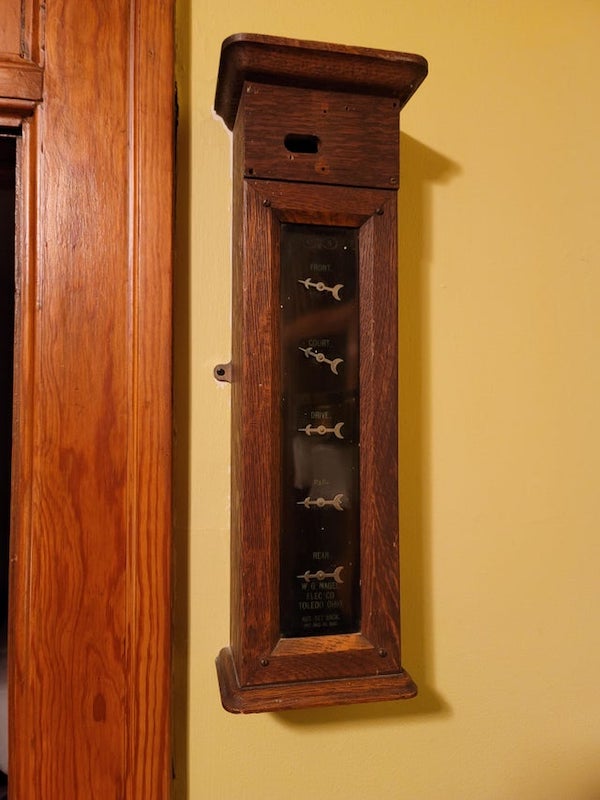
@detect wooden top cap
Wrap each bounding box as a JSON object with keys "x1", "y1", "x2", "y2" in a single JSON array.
[{"x1": 214, "y1": 33, "x2": 428, "y2": 130}]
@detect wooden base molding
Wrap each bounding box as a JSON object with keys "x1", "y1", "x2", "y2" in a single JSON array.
[{"x1": 216, "y1": 647, "x2": 417, "y2": 713}]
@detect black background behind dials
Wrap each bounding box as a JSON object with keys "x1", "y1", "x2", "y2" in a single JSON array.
[{"x1": 279, "y1": 223, "x2": 360, "y2": 637}]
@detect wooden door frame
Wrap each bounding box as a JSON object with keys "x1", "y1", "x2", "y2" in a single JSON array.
[{"x1": 2, "y1": 2, "x2": 174, "y2": 796}]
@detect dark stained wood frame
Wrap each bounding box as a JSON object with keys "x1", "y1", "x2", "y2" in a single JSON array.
[
  {"x1": 215, "y1": 34, "x2": 427, "y2": 713},
  {"x1": 214, "y1": 32, "x2": 428, "y2": 131},
  {"x1": 2, "y1": 1, "x2": 173, "y2": 796},
  {"x1": 216, "y1": 181, "x2": 417, "y2": 710}
]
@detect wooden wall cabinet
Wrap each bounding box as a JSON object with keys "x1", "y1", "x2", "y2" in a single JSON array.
[{"x1": 214, "y1": 34, "x2": 427, "y2": 713}]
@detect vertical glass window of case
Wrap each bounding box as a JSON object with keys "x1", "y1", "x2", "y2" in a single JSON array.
[{"x1": 279, "y1": 223, "x2": 360, "y2": 637}]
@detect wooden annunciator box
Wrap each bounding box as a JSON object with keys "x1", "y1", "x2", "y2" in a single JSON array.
[{"x1": 213, "y1": 33, "x2": 427, "y2": 713}]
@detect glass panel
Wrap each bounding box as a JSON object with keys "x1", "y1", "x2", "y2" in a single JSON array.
[{"x1": 279, "y1": 224, "x2": 360, "y2": 637}]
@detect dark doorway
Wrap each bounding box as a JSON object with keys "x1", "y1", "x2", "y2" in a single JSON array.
[{"x1": 0, "y1": 130, "x2": 16, "y2": 796}]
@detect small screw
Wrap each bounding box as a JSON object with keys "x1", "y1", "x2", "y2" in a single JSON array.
[
  {"x1": 375, "y1": 208, "x2": 384, "y2": 215},
  {"x1": 263, "y1": 199, "x2": 271, "y2": 207},
  {"x1": 216, "y1": 367, "x2": 225, "y2": 377},
  {"x1": 260, "y1": 658, "x2": 270, "y2": 667},
  {"x1": 378, "y1": 648, "x2": 387, "y2": 658},
  {"x1": 389, "y1": 176, "x2": 398, "y2": 185}
]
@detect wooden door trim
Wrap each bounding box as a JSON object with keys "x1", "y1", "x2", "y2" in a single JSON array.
[
  {"x1": 7, "y1": 106, "x2": 39, "y2": 798},
  {"x1": 0, "y1": 60, "x2": 43, "y2": 102},
  {"x1": 125, "y1": 2, "x2": 174, "y2": 796},
  {"x1": 6, "y1": 1, "x2": 174, "y2": 796}
]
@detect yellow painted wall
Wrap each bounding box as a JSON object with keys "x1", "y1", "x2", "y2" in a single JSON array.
[{"x1": 173, "y1": 1, "x2": 600, "y2": 797}]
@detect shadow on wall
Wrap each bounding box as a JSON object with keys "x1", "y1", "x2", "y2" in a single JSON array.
[
  {"x1": 397, "y1": 133, "x2": 461, "y2": 716},
  {"x1": 278, "y1": 134, "x2": 461, "y2": 728},
  {"x1": 174, "y1": 4, "x2": 461, "y2": 741}
]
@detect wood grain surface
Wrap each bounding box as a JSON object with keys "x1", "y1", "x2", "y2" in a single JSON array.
[
  {"x1": 239, "y1": 83, "x2": 400, "y2": 189},
  {"x1": 5, "y1": 1, "x2": 173, "y2": 796},
  {"x1": 0, "y1": 0, "x2": 43, "y2": 72},
  {"x1": 218, "y1": 175, "x2": 414, "y2": 710},
  {"x1": 0, "y1": 0, "x2": 22, "y2": 56},
  {"x1": 216, "y1": 35, "x2": 426, "y2": 712},
  {"x1": 215, "y1": 32, "x2": 428, "y2": 131}
]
